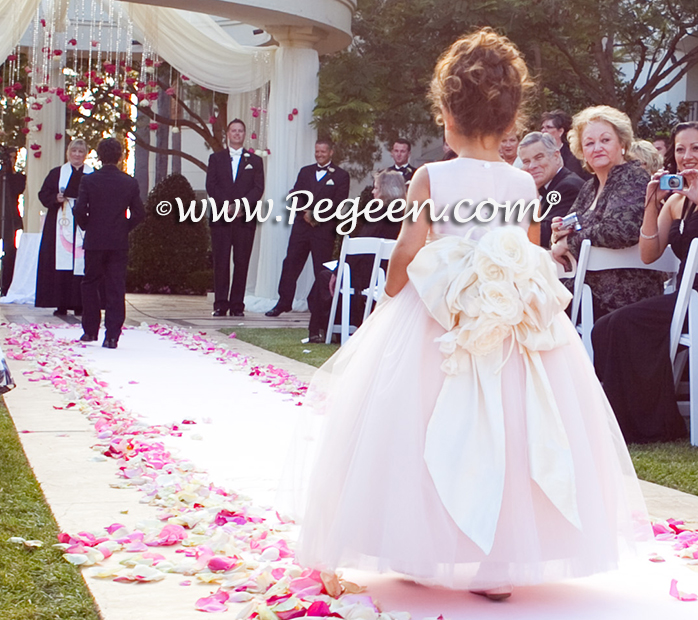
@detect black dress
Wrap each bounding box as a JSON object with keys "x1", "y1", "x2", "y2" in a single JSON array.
[
  {"x1": 35, "y1": 165, "x2": 85, "y2": 311},
  {"x1": 591, "y1": 201, "x2": 696, "y2": 443}
]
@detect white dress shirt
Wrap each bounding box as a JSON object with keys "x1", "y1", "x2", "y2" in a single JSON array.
[{"x1": 229, "y1": 148, "x2": 243, "y2": 181}]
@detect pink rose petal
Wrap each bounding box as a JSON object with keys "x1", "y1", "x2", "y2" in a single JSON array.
[{"x1": 670, "y1": 579, "x2": 698, "y2": 601}]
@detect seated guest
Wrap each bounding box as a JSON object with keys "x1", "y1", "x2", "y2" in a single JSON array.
[
  {"x1": 629, "y1": 139, "x2": 663, "y2": 176},
  {"x1": 307, "y1": 170, "x2": 405, "y2": 343},
  {"x1": 653, "y1": 135, "x2": 669, "y2": 158},
  {"x1": 541, "y1": 109, "x2": 591, "y2": 180},
  {"x1": 592, "y1": 121, "x2": 698, "y2": 443},
  {"x1": 551, "y1": 105, "x2": 664, "y2": 317},
  {"x1": 498, "y1": 129, "x2": 522, "y2": 167},
  {"x1": 518, "y1": 131, "x2": 584, "y2": 248}
]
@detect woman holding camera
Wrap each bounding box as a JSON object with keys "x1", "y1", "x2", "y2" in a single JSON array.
[
  {"x1": 592, "y1": 121, "x2": 698, "y2": 444},
  {"x1": 551, "y1": 106, "x2": 664, "y2": 316}
]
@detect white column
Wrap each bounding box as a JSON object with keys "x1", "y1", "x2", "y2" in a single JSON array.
[{"x1": 245, "y1": 27, "x2": 320, "y2": 310}]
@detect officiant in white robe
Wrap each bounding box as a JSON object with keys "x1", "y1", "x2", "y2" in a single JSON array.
[{"x1": 35, "y1": 139, "x2": 93, "y2": 315}]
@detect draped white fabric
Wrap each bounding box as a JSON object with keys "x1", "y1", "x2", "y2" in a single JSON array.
[
  {"x1": 0, "y1": 0, "x2": 41, "y2": 63},
  {"x1": 247, "y1": 46, "x2": 320, "y2": 308},
  {"x1": 125, "y1": 4, "x2": 275, "y2": 94}
]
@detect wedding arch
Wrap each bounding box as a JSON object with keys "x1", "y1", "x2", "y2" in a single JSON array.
[{"x1": 0, "y1": 0, "x2": 355, "y2": 306}]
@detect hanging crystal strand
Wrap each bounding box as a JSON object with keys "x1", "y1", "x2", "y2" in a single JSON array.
[
  {"x1": 86, "y1": 0, "x2": 95, "y2": 91},
  {"x1": 30, "y1": 4, "x2": 41, "y2": 97}
]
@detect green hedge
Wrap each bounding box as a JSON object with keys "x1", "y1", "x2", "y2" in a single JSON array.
[{"x1": 127, "y1": 173, "x2": 212, "y2": 295}]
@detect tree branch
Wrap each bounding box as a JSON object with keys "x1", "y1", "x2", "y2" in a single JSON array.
[{"x1": 131, "y1": 133, "x2": 208, "y2": 173}]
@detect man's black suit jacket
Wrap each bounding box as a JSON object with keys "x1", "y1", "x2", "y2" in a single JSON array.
[
  {"x1": 205, "y1": 149, "x2": 265, "y2": 227},
  {"x1": 291, "y1": 162, "x2": 350, "y2": 230},
  {"x1": 539, "y1": 166, "x2": 585, "y2": 248},
  {"x1": 74, "y1": 165, "x2": 145, "y2": 250}
]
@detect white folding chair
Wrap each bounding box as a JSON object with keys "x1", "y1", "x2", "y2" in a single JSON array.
[
  {"x1": 668, "y1": 238, "x2": 698, "y2": 445},
  {"x1": 360, "y1": 239, "x2": 397, "y2": 322},
  {"x1": 569, "y1": 239, "x2": 680, "y2": 362},
  {"x1": 325, "y1": 237, "x2": 386, "y2": 345}
]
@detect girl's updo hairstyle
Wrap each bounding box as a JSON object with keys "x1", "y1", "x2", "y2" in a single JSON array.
[{"x1": 429, "y1": 28, "x2": 532, "y2": 139}]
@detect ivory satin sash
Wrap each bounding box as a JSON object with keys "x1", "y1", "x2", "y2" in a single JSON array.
[{"x1": 407, "y1": 227, "x2": 581, "y2": 555}]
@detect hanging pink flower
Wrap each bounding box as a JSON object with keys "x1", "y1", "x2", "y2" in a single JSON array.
[
  {"x1": 7, "y1": 54, "x2": 17, "y2": 61},
  {"x1": 55, "y1": 133, "x2": 63, "y2": 140},
  {"x1": 68, "y1": 38, "x2": 77, "y2": 46},
  {"x1": 288, "y1": 114, "x2": 294, "y2": 121},
  {"x1": 125, "y1": 65, "x2": 133, "y2": 72},
  {"x1": 146, "y1": 80, "x2": 157, "y2": 88},
  {"x1": 24, "y1": 116, "x2": 32, "y2": 122},
  {"x1": 144, "y1": 58, "x2": 154, "y2": 67},
  {"x1": 56, "y1": 87, "x2": 64, "y2": 95},
  {"x1": 112, "y1": 88, "x2": 122, "y2": 96},
  {"x1": 165, "y1": 87, "x2": 175, "y2": 96},
  {"x1": 30, "y1": 102, "x2": 43, "y2": 110},
  {"x1": 13, "y1": 82, "x2": 22, "y2": 90},
  {"x1": 59, "y1": 94, "x2": 71, "y2": 102},
  {"x1": 53, "y1": 49, "x2": 63, "y2": 57},
  {"x1": 33, "y1": 151, "x2": 41, "y2": 158},
  {"x1": 36, "y1": 123, "x2": 42, "y2": 131},
  {"x1": 91, "y1": 40, "x2": 98, "y2": 47},
  {"x1": 251, "y1": 132, "x2": 257, "y2": 140},
  {"x1": 292, "y1": 108, "x2": 298, "y2": 115},
  {"x1": 119, "y1": 113, "x2": 129, "y2": 120},
  {"x1": 251, "y1": 109, "x2": 259, "y2": 118},
  {"x1": 67, "y1": 103, "x2": 80, "y2": 111},
  {"x1": 40, "y1": 19, "x2": 46, "y2": 27},
  {"x1": 208, "y1": 116, "x2": 217, "y2": 124},
  {"x1": 94, "y1": 77, "x2": 104, "y2": 85},
  {"x1": 125, "y1": 77, "x2": 136, "y2": 85},
  {"x1": 146, "y1": 92, "x2": 159, "y2": 101},
  {"x1": 248, "y1": 148, "x2": 256, "y2": 153},
  {"x1": 82, "y1": 102, "x2": 94, "y2": 110},
  {"x1": 137, "y1": 81, "x2": 145, "y2": 89},
  {"x1": 103, "y1": 64, "x2": 116, "y2": 74},
  {"x1": 29, "y1": 144, "x2": 41, "y2": 151},
  {"x1": 3, "y1": 88, "x2": 15, "y2": 97},
  {"x1": 24, "y1": 67, "x2": 32, "y2": 74},
  {"x1": 181, "y1": 75, "x2": 189, "y2": 81},
  {"x1": 20, "y1": 127, "x2": 30, "y2": 134},
  {"x1": 76, "y1": 79, "x2": 87, "y2": 88},
  {"x1": 149, "y1": 123, "x2": 158, "y2": 131}
]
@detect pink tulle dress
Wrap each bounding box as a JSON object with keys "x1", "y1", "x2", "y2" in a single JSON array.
[{"x1": 288, "y1": 158, "x2": 650, "y2": 590}]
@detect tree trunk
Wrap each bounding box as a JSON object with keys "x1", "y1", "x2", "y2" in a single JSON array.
[{"x1": 135, "y1": 111, "x2": 150, "y2": 202}]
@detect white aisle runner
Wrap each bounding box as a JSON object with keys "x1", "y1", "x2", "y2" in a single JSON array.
[{"x1": 8, "y1": 324, "x2": 698, "y2": 620}]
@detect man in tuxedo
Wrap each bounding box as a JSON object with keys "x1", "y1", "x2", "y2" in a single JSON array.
[
  {"x1": 540, "y1": 109, "x2": 591, "y2": 181},
  {"x1": 386, "y1": 139, "x2": 416, "y2": 184},
  {"x1": 206, "y1": 119, "x2": 265, "y2": 317},
  {"x1": 74, "y1": 138, "x2": 145, "y2": 349},
  {"x1": 266, "y1": 139, "x2": 350, "y2": 317},
  {"x1": 518, "y1": 131, "x2": 584, "y2": 248}
]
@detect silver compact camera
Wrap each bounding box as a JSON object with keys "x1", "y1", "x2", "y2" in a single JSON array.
[
  {"x1": 659, "y1": 174, "x2": 684, "y2": 191},
  {"x1": 560, "y1": 212, "x2": 582, "y2": 232}
]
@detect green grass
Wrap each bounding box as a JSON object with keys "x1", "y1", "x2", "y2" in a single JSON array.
[
  {"x1": 0, "y1": 403, "x2": 101, "y2": 620},
  {"x1": 629, "y1": 441, "x2": 698, "y2": 496},
  {"x1": 222, "y1": 327, "x2": 338, "y2": 368}
]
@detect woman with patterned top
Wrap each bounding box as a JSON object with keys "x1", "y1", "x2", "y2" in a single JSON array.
[
  {"x1": 591, "y1": 122, "x2": 698, "y2": 443},
  {"x1": 551, "y1": 106, "x2": 664, "y2": 317}
]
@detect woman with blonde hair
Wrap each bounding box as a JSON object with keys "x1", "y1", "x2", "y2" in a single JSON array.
[
  {"x1": 289, "y1": 29, "x2": 648, "y2": 601},
  {"x1": 551, "y1": 106, "x2": 663, "y2": 316},
  {"x1": 629, "y1": 139, "x2": 664, "y2": 175},
  {"x1": 36, "y1": 138, "x2": 93, "y2": 315}
]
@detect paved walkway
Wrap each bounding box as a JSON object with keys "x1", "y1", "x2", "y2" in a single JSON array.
[{"x1": 2, "y1": 296, "x2": 698, "y2": 619}]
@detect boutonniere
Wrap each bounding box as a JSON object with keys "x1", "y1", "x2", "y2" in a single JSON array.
[
  {"x1": 244, "y1": 152, "x2": 251, "y2": 158},
  {"x1": 328, "y1": 167, "x2": 335, "y2": 173}
]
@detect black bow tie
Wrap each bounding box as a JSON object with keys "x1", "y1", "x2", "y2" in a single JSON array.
[{"x1": 317, "y1": 164, "x2": 330, "y2": 171}]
